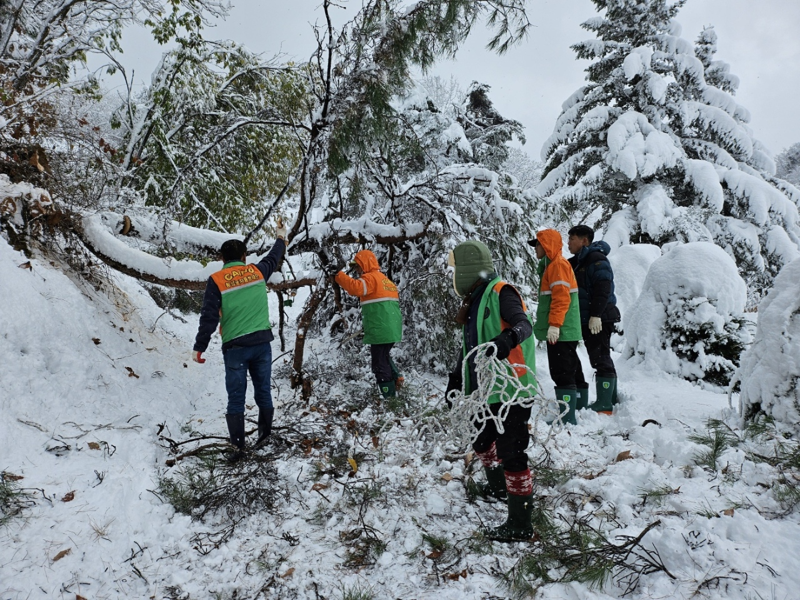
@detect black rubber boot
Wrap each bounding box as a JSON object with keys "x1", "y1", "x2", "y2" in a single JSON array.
[
  {"x1": 485, "y1": 493, "x2": 535, "y2": 542},
  {"x1": 478, "y1": 465, "x2": 508, "y2": 502},
  {"x1": 225, "y1": 413, "x2": 246, "y2": 462},
  {"x1": 255, "y1": 407, "x2": 274, "y2": 447}
]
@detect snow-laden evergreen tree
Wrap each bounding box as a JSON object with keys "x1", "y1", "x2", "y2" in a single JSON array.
[
  {"x1": 738, "y1": 257, "x2": 800, "y2": 434},
  {"x1": 538, "y1": 0, "x2": 800, "y2": 300},
  {"x1": 776, "y1": 142, "x2": 800, "y2": 188},
  {"x1": 458, "y1": 82, "x2": 525, "y2": 170},
  {"x1": 624, "y1": 242, "x2": 751, "y2": 386}
]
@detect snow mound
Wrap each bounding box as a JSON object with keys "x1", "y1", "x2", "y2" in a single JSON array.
[{"x1": 608, "y1": 243, "x2": 661, "y2": 317}]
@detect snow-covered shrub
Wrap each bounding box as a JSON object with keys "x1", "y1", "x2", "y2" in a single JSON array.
[
  {"x1": 738, "y1": 258, "x2": 800, "y2": 433},
  {"x1": 624, "y1": 242, "x2": 752, "y2": 386}
]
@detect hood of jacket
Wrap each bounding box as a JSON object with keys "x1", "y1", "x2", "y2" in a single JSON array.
[
  {"x1": 536, "y1": 229, "x2": 564, "y2": 262},
  {"x1": 353, "y1": 250, "x2": 380, "y2": 273},
  {"x1": 577, "y1": 240, "x2": 611, "y2": 262}
]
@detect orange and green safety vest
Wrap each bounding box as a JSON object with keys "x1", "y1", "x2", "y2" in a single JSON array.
[
  {"x1": 463, "y1": 277, "x2": 537, "y2": 404},
  {"x1": 335, "y1": 250, "x2": 402, "y2": 345},
  {"x1": 210, "y1": 261, "x2": 271, "y2": 344}
]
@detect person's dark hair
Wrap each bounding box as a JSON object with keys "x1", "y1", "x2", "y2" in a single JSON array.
[
  {"x1": 220, "y1": 239, "x2": 248, "y2": 262},
  {"x1": 568, "y1": 224, "x2": 594, "y2": 242}
]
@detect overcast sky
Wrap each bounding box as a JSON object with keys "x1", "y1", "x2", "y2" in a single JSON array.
[{"x1": 116, "y1": 0, "x2": 800, "y2": 159}]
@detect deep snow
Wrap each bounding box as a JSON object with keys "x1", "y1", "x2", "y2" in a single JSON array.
[{"x1": 2, "y1": 236, "x2": 799, "y2": 600}]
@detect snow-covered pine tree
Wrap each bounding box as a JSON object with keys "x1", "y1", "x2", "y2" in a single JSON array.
[
  {"x1": 738, "y1": 257, "x2": 800, "y2": 434},
  {"x1": 458, "y1": 82, "x2": 525, "y2": 170},
  {"x1": 538, "y1": 0, "x2": 800, "y2": 300},
  {"x1": 776, "y1": 143, "x2": 800, "y2": 188}
]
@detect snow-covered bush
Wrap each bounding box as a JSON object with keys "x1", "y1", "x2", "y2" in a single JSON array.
[
  {"x1": 738, "y1": 258, "x2": 800, "y2": 433},
  {"x1": 624, "y1": 242, "x2": 751, "y2": 386}
]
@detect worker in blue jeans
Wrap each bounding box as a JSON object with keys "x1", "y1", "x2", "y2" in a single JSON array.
[{"x1": 192, "y1": 222, "x2": 287, "y2": 460}]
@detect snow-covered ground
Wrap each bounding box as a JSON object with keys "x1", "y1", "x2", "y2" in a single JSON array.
[{"x1": 2, "y1": 236, "x2": 799, "y2": 600}]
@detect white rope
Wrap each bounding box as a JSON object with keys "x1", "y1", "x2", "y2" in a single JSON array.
[{"x1": 385, "y1": 341, "x2": 571, "y2": 454}]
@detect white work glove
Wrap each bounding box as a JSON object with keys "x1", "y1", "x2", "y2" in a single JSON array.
[
  {"x1": 546, "y1": 326, "x2": 560, "y2": 345},
  {"x1": 191, "y1": 350, "x2": 205, "y2": 364},
  {"x1": 276, "y1": 223, "x2": 288, "y2": 241},
  {"x1": 588, "y1": 316, "x2": 602, "y2": 335}
]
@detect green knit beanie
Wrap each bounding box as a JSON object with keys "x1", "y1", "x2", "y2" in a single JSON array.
[{"x1": 450, "y1": 240, "x2": 494, "y2": 297}]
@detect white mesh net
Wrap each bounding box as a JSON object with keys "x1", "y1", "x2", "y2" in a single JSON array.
[{"x1": 388, "y1": 341, "x2": 571, "y2": 453}]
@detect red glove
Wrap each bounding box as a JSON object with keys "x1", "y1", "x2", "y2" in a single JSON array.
[{"x1": 192, "y1": 350, "x2": 206, "y2": 364}]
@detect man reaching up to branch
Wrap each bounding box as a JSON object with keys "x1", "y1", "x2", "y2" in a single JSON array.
[
  {"x1": 192, "y1": 221, "x2": 288, "y2": 461},
  {"x1": 331, "y1": 250, "x2": 403, "y2": 398}
]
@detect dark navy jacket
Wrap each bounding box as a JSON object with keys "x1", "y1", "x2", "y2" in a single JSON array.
[
  {"x1": 568, "y1": 241, "x2": 621, "y2": 325},
  {"x1": 193, "y1": 239, "x2": 285, "y2": 352}
]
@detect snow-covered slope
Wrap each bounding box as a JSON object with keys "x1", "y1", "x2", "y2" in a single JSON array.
[{"x1": 2, "y1": 237, "x2": 800, "y2": 600}]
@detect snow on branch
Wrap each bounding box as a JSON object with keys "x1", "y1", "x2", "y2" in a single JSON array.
[{"x1": 76, "y1": 212, "x2": 308, "y2": 291}]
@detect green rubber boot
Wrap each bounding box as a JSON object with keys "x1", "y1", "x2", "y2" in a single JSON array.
[
  {"x1": 576, "y1": 385, "x2": 590, "y2": 411},
  {"x1": 478, "y1": 465, "x2": 507, "y2": 502},
  {"x1": 554, "y1": 387, "x2": 577, "y2": 425},
  {"x1": 611, "y1": 379, "x2": 619, "y2": 406},
  {"x1": 485, "y1": 493, "x2": 535, "y2": 542},
  {"x1": 378, "y1": 380, "x2": 396, "y2": 398},
  {"x1": 589, "y1": 376, "x2": 616, "y2": 414}
]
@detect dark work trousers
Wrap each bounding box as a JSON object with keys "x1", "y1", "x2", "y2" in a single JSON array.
[
  {"x1": 575, "y1": 325, "x2": 617, "y2": 387},
  {"x1": 370, "y1": 343, "x2": 394, "y2": 383},
  {"x1": 546, "y1": 340, "x2": 580, "y2": 389},
  {"x1": 223, "y1": 342, "x2": 273, "y2": 415},
  {"x1": 472, "y1": 402, "x2": 532, "y2": 472}
]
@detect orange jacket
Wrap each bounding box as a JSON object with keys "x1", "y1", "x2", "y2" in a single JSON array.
[
  {"x1": 335, "y1": 250, "x2": 402, "y2": 345},
  {"x1": 335, "y1": 250, "x2": 399, "y2": 301},
  {"x1": 534, "y1": 229, "x2": 580, "y2": 336}
]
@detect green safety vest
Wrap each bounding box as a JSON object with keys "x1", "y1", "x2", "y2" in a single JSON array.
[
  {"x1": 211, "y1": 261, "x2": 271, "y2": 344},
  {"x1": 463, "y1": 277, "x2": 537, "y2": 404}
]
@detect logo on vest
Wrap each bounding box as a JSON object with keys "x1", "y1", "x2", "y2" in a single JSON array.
[{"x1": 222, "y1": 265, "x2": 261, "y2": 289}]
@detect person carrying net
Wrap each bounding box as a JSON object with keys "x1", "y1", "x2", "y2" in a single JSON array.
[{"x1": 445, "y1": 240, "x2": 537, "y2": 542}]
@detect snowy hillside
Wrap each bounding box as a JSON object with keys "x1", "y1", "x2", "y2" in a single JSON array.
[{"x1": 2, "y1": 236, "x2": 800, "y2": 600}]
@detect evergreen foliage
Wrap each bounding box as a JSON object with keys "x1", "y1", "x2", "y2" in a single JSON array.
[
  {"x1": 313, "y1": 82, "x2": 540, "y2": 370},
  {"x1": 538, "y1": 0, "x2": 800, "y2": 297},
  {"x1": 624, "y1": 242, "x2": 752, "y2": 386},
  {"x1": 776, "y1": 142, "x2": 800, "y2": 188},
  {"x1": 113, "y1": 43, "x2": 308, "y2": 232}
]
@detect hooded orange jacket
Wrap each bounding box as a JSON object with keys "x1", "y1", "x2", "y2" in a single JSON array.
[
  {"x1": 335, "y1": 250, "x2": 403, "y2": 345},
  {"x1": 533, "y1": 229, "x2": 582, "y2": 341}
]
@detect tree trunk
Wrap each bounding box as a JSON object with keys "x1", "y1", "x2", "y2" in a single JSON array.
[{"x1": 290, "y1": 279, "x2": 329, "y2": 401}]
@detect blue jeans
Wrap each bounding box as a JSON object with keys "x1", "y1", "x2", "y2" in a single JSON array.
[{"x1": 223, "y1": 342, "x2": 273, "y2": 415}]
